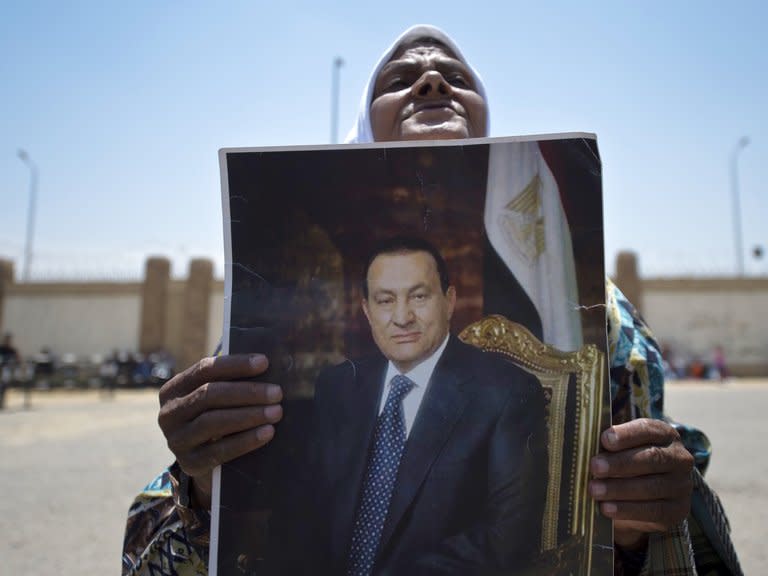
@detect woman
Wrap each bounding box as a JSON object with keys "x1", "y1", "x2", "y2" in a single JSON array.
[{"x1": 123, "y1": 25, "x2": 740, "y2": 576}]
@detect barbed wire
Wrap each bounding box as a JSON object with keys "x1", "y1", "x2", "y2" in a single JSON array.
[
  {"x1": 0, "y1": 249, "x2": 762, "y2": 282},
  {"x1": 0, "y1": 257, "x2": 225, "y2": 282},
  {"x1": 23, "y1": 268, "x2": 145, "y2": 282}
]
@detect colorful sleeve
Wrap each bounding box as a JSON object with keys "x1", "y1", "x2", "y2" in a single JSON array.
[
  {"x1": 607, "y1": 279, "x2": 742, "y2": 576},
  {"x1": 606, "y1": 277, "x2": 664, "y2": 424},
  {"x1": 121, "y1": 464, "x2": 210, "y2": 576}
]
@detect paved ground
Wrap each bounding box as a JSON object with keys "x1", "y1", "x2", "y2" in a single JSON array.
[
  {"x1": 0, "y1": 388, "x2": 173, "y2": 575},
  {"x1": 0, "y1": 381, "x2": 764, "y2": 575},
  {"x1": 666, "y1": 379, "x2": 767, "y2": 575}
]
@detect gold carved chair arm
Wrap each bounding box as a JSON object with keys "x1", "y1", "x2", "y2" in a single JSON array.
[{"x1": 459, "y1": 314, "x2": 605, "y2": 572}]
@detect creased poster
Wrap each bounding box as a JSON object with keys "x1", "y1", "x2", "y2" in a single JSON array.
[{"x1": 212, "y1": 134, "x2": 612, "y2": 575}]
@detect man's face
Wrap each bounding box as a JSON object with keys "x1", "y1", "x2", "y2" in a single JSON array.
[
  {"x1": 370, "y1": 42, "x2": 488, "y2": 142},
  {"x1": 362, "y1": 250, "x2": 456, "y2": 373}
]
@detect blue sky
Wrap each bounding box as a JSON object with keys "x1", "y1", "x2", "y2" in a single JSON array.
[{"x1": 1, "y1": 0, "x2": 765, "y2": 279}]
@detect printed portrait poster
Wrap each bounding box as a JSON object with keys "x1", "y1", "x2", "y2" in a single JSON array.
[{"x1": 211, "y1": 134, "x2": 613, "y2": 576}]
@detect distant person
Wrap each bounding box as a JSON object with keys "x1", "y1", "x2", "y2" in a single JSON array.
[
  {"x1": 689, "y1": 356, "x2": 706, "y2": 379},
  {"x1": 712, "y1": 345, "x2": 728, "y2": 382},
  {"x1": 148, "y1": 349, "x2": 176, "y2": 387},
  {"x1": 100, "y1": 350, "x2": 119, "y2": 396},
  {"x1": 123, "y1": 24, "x2": 742, "y2": 576},
  {"x1": 0, "y1": 333, "x2": 20, "y2": 409},
  {"x1": 0, "y1": 333, "x2": 19, "y2": 362},
  {"x1": 33, "y1": 347, "x2": 55, "y2": 389},
  {"x1": 116, "y1": 351, "x2": 137, "y2": 387}
]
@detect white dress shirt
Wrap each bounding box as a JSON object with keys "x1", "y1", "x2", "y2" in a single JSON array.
[{"x1": 378, "y1": 334, "x2": 450, "y2": 438}]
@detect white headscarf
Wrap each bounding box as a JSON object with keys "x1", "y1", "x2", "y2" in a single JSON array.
[{"x1": 344, "y1": 24, "x2": 489, "y2": 144}]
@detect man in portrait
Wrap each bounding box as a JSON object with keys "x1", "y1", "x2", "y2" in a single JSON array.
[{"x1": 272, "y1": 236, "x2": 548, "y2": 575}]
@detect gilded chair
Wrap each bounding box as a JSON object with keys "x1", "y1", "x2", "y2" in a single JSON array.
[{"x1": 459, "y1": 314, "x2": 606, "y2": 575}]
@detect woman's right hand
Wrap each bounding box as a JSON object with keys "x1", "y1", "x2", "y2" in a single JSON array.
[{"x1": 158, "y1": 354, "x2": 283, "y2": 509}]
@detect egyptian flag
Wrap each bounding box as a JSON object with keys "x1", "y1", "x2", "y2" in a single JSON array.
[{"x1": 483, "y1": 140, "x2": 585, "y2": 352}]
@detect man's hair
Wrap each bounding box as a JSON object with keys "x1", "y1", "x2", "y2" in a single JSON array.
[{"x1": 362, "y1": 236, "x2": 450, "y2": 299}]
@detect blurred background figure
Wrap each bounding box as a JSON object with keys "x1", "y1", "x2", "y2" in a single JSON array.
[
  {"x1": 32, "y1": 347, "x2": 55, "y2": 389},
  {"x1": 712, "y1": 345, "x2": 728, "y2": 382},
  {"x1": 0, "y1": 332, "x2": 20, "y2": 409},
  {"x1": 148, "y1": 349, "x2": 175, "y2": 388},
  {"x1": 688, "y1": 355, "x2": 707, "y2": 379},
  {"x1": 115, "y1": 350, "x2": 137, "y2": 388},
  {"x1": 100, "y1": 349, "x2": 120, "y2": 396}
]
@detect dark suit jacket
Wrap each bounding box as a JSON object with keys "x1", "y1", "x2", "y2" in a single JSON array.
[{"x1": 272, "y1": 335, "x2": 547, "y2": 575}]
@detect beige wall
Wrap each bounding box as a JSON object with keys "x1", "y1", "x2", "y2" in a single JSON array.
[
  {"x1": 2, "y1": 254, "x2": 766, "y2": 376},
  {"x1": 3, "y1": 284, "x2": 142, "y2": 358},
  {"x1": 0, "y1": 272, "x2": 222, "y2": 366},
  {"x1": 0, "y1": 258, "x2": 217, "y2": 367},
  {"x1": 164, "y1": 280, "x2": 188, "y2": 363},
  {"x1": 642, "y1": 278, "x2": 768, "y2": 375}
]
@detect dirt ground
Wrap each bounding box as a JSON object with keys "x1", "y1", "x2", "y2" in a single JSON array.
[{"x1": 0, "y1": 381, "x2": 764, "y2": 575}]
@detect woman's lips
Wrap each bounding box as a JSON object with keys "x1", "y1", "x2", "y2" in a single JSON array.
[{"x1": 411, "y1": 100, "x2": 454, "y2": 114}]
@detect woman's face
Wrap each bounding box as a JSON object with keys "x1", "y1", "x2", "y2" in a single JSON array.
[{"x1": 370, "y1": 42, "x2": 487, "y2": 142}]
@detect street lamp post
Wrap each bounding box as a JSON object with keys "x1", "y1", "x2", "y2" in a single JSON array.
[
  {"x1": 730, "y1": 137, "x2": 750, "y2": 276},
  {"x1": 16, "y1": 149, "x2": 38, "y2": 282},
  {"x1": 330, "y1": 56, "x2": 344, "y2": 144}
]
